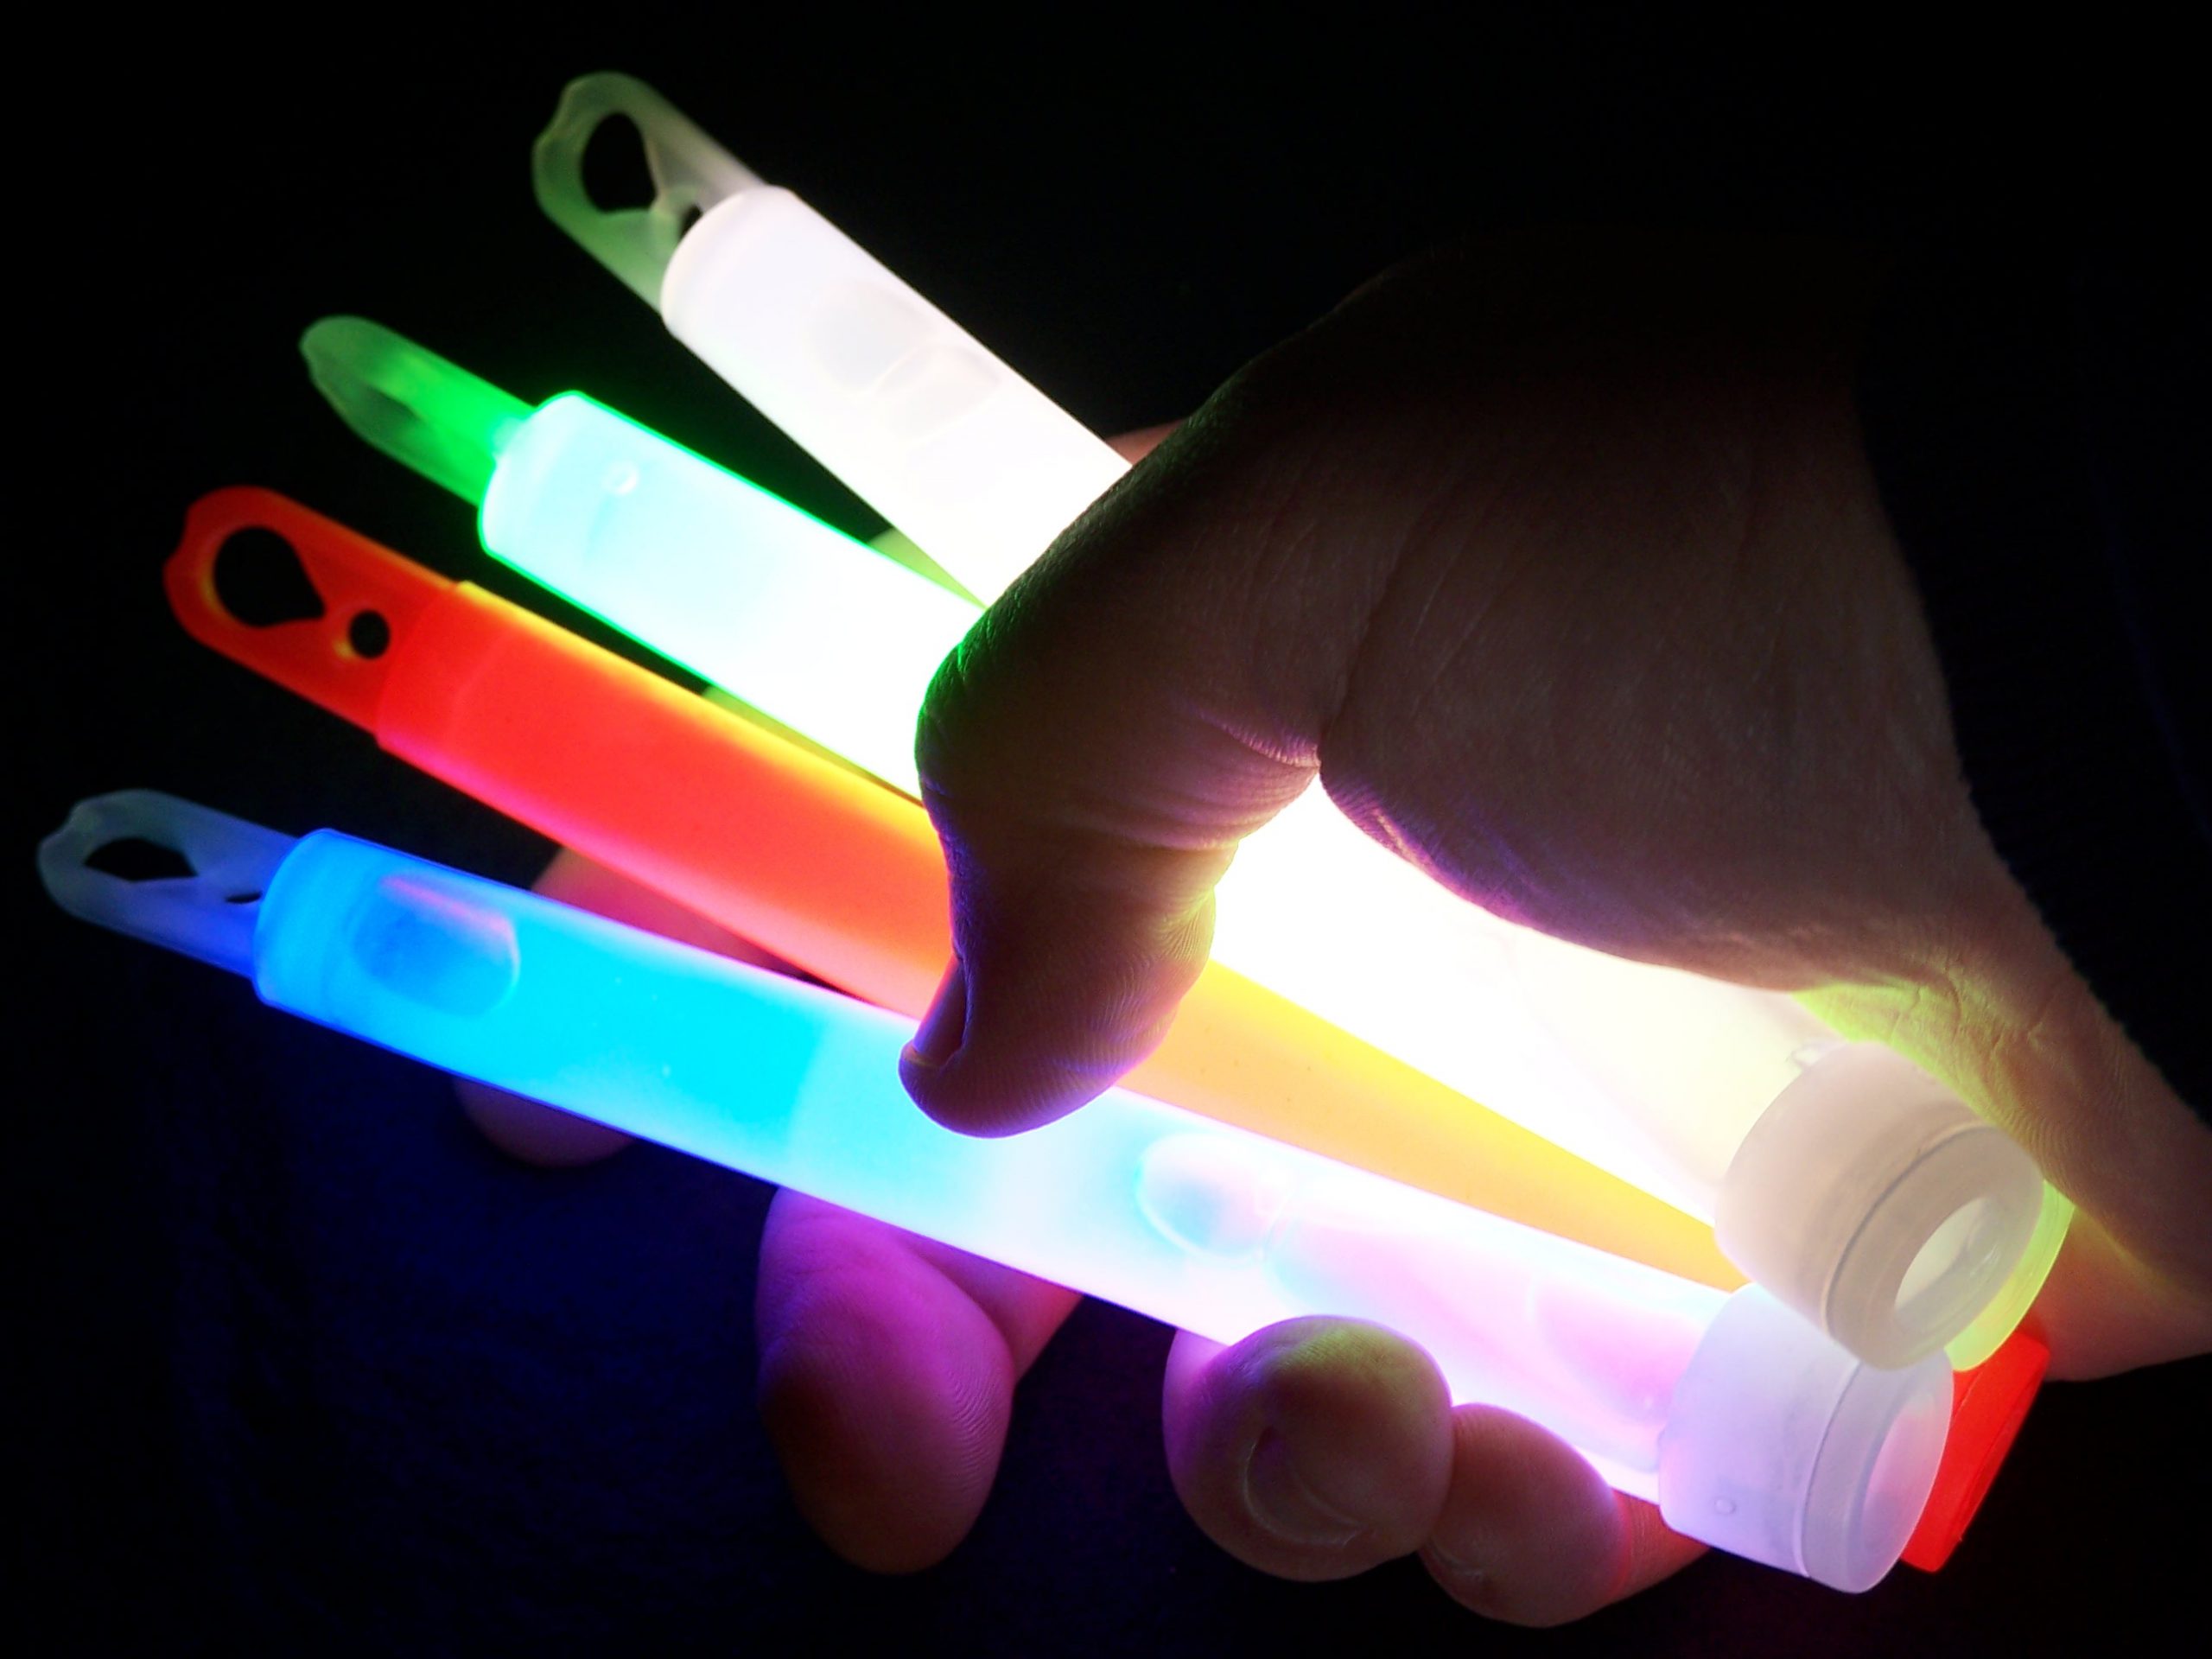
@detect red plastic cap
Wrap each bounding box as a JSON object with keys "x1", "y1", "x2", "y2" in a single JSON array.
[{"x1": 1901, "y1": 1327, "x2": 2050, "y2": 1572}]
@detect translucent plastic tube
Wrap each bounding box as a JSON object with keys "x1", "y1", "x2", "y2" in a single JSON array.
[
  {"x1": 40, "y1": 789, "x2": 1954, "y2": 1592},
  {"x1": 523, "y1": 72, "x2": 2069, "y2": 1367},
  {"x1": 534, "y1": 73, "x2": 1128, "y2": 606},
  {"x1": 163, "y1": 486, "x2": 1737, "y2": 1287},
  {"x1": 306, "y1": 318, "x2": 2063, "y2": 1370},
  {"x1": 527, "y1": 71, "x2": 2074, "y2": 1357}
]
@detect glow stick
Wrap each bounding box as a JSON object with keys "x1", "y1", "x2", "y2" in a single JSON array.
[
  {"x1": 527, "y1": 73, "x2": 2069, "y2": 1367},
  {"x1": 307, "y1": 316, "x2": 2060, "y2": 1369},
  {"x1": 532, "y1": 73, "x2": 1128, "y2": 607},
  {"x1": 41, "y1": 789, "x2": 1953, "y2": 1591},
  {"x1": 302, "y1": 317, "x2": 967, "y2": 793},
  {"x1": 165, "y1": 486, "x2": 1736, "y2": 1287}
]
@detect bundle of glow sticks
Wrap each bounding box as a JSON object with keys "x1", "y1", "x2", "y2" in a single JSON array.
[{"x1": 40, "y1": 73, "x2": 2063, "y2": 1590}]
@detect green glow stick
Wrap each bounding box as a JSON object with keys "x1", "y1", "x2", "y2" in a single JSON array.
[{"x1": 305, "y1": 316, "x2": 973, "y2": 793}]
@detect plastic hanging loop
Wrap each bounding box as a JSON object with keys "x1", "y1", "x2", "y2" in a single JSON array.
[
  {"x1": 168, "y1": 486, "x2": 1748, "y2": 1290},
  {"x1": 167, "y1": 487, "x2": 452, "y2": 728},
  {"x1": 38, "y1": 791, "x2": 296, "y2": 976},
  {"x1": 532, "y1": 72, "x2": 761, "y2": 306},
  {"x1": 302, "y1": 318, "x2": 529, "y2": 505}
]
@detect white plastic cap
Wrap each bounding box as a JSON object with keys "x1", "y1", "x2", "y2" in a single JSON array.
[
  {"x1": 1714, "y1": 1042, "x2": 2042, "y2": 1369},
  {"x1": 1659, "y1": 1287, "x2": 1952, "y2": 1592}
]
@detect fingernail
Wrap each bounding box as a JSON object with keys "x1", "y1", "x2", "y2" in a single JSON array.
[
  {"x1": 903, "y1": 957, "x2": 968, "y2": 1071},
  {"x1": 1424, "y1": 1539, "x2": 1490, "y2": 1597},
  {"x1": 1244, "y1": 1427, "x2": 1368, "y2": 1548}
]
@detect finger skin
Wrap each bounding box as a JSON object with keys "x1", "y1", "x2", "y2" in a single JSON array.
[
  {"x1": 1160, "y1": 1319, "x2": 1706, "y2": 1618},
  {"x1": 756, "y1": 1190, "x2": 1080, "y2": 1571},
  {"x1": 1161, "y1": 1320, "x2": 1453, "y2": 1581},
  {"x1": 456, "y1": 849, "x2": 794, "y2": 1166},
  {"x1": 1421, "y1": 1406, "x2": 1704, "y2": 1627}
]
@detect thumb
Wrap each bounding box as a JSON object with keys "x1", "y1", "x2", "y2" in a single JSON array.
[
  {"x1": 901, "y1": 232, "x2": 1926, "y2": 1136},
  {"x1": 899, "y1": 357, "x2": 1401, "y2": 1135}
]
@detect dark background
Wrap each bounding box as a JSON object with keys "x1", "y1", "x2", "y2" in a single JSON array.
[{"x1": 20, "y1": 19, "x2": 2203, "y2": 1656}]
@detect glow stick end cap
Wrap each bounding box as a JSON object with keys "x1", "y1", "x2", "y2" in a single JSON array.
[
  {"x1": 1943, "y1": 1184, "x2": 2075, "y2": 1370},
  {"x1": 1901, "y1": 1327, "x2": 2049, "y2": 1573},
  {"x1": 1659, "y1": 1287, "x2": 1951, "y2": 1592},
  {"x1": 1715, "y1": 1043, "x2": 2044, "y2": 1369}
]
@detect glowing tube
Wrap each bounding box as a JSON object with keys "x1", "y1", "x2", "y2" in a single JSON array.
[
  {"x1": 164, "y1": 486, "x2": 1736, "y2": 1287},
  {"x1": 304, "y1": 317, "x2": 968, "y2": 793},
  {"x1": 41, "y1": 789, "x2": 1953, "y2": 1592},
  {"x1": 522, "y1": 75, "x2": 2073, "y2": 1370},
  {"x1": 526, "y1": 71, "x2": 2069, "y2": 1367},
  {"x1": 532, "y1": 73, "x2": 1128, "y2": 607},
  {"x1": 306, "y1": 318, "x2": 2061, "y2": 1369}
]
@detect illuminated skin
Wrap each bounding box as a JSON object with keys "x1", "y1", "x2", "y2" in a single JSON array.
[{"x1": 486, "y1": 234, "x2": 2210, "y2": 1622}]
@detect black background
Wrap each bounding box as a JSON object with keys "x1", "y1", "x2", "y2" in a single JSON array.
[{"x1": 21, "y1": 18, "x2": 2205, "y2": 1656}]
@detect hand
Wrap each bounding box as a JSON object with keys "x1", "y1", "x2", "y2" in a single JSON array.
[
  {"x1": 888, "y1": 231, "x2": 2209, "y2": 1611},
  {"x1": 467, "y1": 229, "x2": 2212, "y2": 1623}
]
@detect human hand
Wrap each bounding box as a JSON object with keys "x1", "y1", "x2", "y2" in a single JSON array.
[
  {"x1": 466, "y1": 230, "x2": 2210, "y2": 1622},
  {"x1": 880, "y1": 231, "x2": 2210, "y2": 1613}
]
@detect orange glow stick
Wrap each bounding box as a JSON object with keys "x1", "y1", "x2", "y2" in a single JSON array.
[{"x1": 168, "y1": 486, "x2": 1738, "y2": 1287}]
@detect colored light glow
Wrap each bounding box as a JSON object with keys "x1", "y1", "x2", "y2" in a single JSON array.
[
  {"x1": 306, "y1": 319, "x2": 2057, "y2": 1370},
  {"x1": 302, "y1": 320, "x2": 969, "y2": 792},
  {"x1": 167, "y1": 486, "x2": 1740, "y2": 1289},
  {"x1": 536, "y1": 73, "x2": 1128, "y2": 606},
  {"x1": 531, "y1": 73, "x2": 2070, "y2": 1368},
  {"x1": 1901, "y1": 1326, "x2": 2050, "y2": 1572},
  {"x1": 1943, "y1": 1185, "x2": 2073, "y2": 1371},
  {"x1": 305, "y1": 316, "x2": 531, "y2": 504},
  {"x1": 41, "y1": 790, "x2": 1955, "y2": 1591}
]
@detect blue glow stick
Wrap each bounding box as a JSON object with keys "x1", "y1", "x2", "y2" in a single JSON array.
[{"x1": 41, "y1": 790, "x2": 1950, "y2": 1590}]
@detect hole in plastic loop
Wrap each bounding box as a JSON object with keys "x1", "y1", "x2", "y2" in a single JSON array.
[
  {"x1": 582, "y1": 113, "x2": 658, "y2": 213},
  {"x1": 84, "y1": 837, "x2": 196, "y2": 883},
  {"x1": 225, "y1": 891, "x2": 263, "y2": 906},
  {"x1": 213, "y1": 528, "x2": 326, "y2": 627},
  {"x1": 347, "y1": 610, "x2": 391, "y2": 659},
  {"x1": 676, "y1": 202, "x2": 703, "y2": 238}
]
